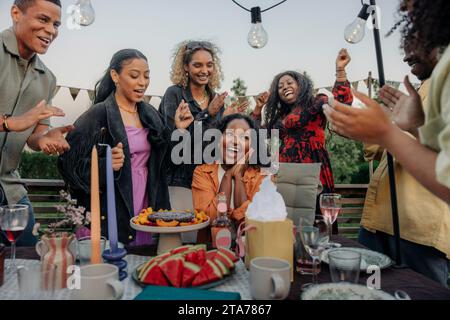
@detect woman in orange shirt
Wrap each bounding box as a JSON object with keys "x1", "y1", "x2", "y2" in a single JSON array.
[{"x1": 192, "y1": 114, "x2": 269, "y2": 241}]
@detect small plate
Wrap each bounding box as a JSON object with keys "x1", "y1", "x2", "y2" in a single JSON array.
[
  {"x1": 132, "y1": 262, "x2": 234, "y2": 290},
  {"x1": 321, "y1": 247, "x2": 393, "y2": 271},
  {"x1": 302, "y1": 283, "x2": 395, "y2": 300}
]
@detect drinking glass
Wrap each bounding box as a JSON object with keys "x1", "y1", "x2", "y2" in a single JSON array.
[
  {"x1": 319, "y1": 193, "x2": 342, "y2": 248},
  {"x1": 296, "y1": 216, "x2": 329, "y2": 274},
  {"x1": 328, "y1": 249, "x2": 362, "y2": 284},
  {"x1": 299, "y1": 226, "x2": 327, "y2": 289},
  {"x1": 17, "y1": 263, "x2": 57, "y2": 300},
  {"x1": 0, "y1": 205, "x2": 29, "y2": 272}
]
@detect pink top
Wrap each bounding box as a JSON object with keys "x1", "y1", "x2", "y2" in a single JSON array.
[{"x1": 126, "y1": 126, "x2": 154, "y2": 246}]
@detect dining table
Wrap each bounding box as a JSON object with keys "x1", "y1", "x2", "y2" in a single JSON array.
[{"x1": 1, "y1": 236, "x2": 450, "y2": 300}]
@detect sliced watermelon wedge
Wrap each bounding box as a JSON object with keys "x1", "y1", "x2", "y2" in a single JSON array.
[
  {"x1": 141, "y1": 262, "x2": 169, "y2": 286},
  {"x1": 212, "y1": 259, "x2": 230, "y2": 276},
  {"x1": 192, "y1": 244, "x2": 207, "y2": 251},
  {"x1": 184, "y1": 250, "x2": 199, "y2": 265},
  {"x1": 206, "y1": 250, "x2": 218, "y2": 261},
  {"x1": 138, "y1": 251, "x2": 172, "y2": 279},
  {"x1": 191, "y1": 260, "x2": 223, "y2": 287},
  {"x1": 218, "y1": 247, "x2": 239, "y2": 263},
  {"x1": 171, "y1": 245, "x2": 193, "y2": 255},
  {"x1": 181, "y1": 262, "x2": 201, "y2": 287},
  {"x1": 159, "y1": 257, "x2": 184, "y2": 288},
  {"x1": 214, "y1": 251, "x2": 235, "y2": 270},
  {"x1": 196, "y1": 248, "x2": 207, "y2": 267}
]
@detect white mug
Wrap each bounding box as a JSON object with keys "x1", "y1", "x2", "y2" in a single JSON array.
[
  {"x1": 250, "y1": 257, "x2": 291, "y2": 300},
  {"x1": 70, "y1": 264, "x2": 124, "y2": 300}
]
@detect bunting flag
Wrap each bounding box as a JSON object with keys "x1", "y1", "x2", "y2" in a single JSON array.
[
  {"x1": 351, "y1": 81, "x2": 359, "y2": 91},
  {"x1": 142, "y1": 96, "x2": 152, "y2": 104},
  {"x1": 53, "y1": 85, "x2": 61, "y2": 97},
  {"x1": 69, "y1": 87, "x2": 81, "y2": 101},
  {"x1": 324, "y1": 86, "x2": 333, "y2": 93},
  {"x1": 87, "y1": 90, "x2": 95, "y2": 102}
]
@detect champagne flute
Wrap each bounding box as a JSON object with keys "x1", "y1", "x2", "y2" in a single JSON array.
[
  {"x1": 299, "y1": 226, "x2": 327, "y2": 290},
  {"x1": 320, "y1": 193, "x2": 342, "y2": 248},
  {"x1": 0, "y1": 205, "x2": 29, "y2": 272}
]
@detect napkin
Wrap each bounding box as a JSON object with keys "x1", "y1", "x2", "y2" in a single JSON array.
[
  {"x1": 246, "y1": 176, "x2": 287, "y2": 221},
  {"x1": 134, "y1": 286, "x2": 241, "y2": 300}
]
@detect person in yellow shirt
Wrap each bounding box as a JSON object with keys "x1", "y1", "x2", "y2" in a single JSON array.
[{"x1": 359, "y1": 45, "x2": 450, "y2": 287}]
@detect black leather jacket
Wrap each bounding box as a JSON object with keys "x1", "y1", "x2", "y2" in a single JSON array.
[{"x1": 58, "y1": 93, "x2": 171, "y2": 244}]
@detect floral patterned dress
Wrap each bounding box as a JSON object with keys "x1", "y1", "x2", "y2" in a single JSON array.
[{"x1": 278, "y1": 81, "x2": 353, "y2": 193}]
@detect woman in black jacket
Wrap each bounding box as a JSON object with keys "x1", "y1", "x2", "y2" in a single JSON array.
[{"x1": 58, "y1": 49, "x2": 193, "y2": 245}]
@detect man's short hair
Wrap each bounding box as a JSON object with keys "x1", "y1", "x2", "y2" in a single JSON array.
[{"x1": 14, "y1": 0, "x2": 62, "y2": 12}]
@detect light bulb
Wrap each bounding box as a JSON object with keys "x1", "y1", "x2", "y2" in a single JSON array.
[
  {"x1": 344, "y1": 4, "x2": 370, "y2": 44},
  {"x1": 344, "y1": 18, "x2": 367, "y2": 44},
  {"x1": 72, "y1": 0, "x2": 95, "y2": 27},
  {"x1": 247, "y1": 7, "x2": 268, "y2": 49}
]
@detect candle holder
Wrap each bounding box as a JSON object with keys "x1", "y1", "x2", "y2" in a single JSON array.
[{"x1": 102, "y1": 248, "x2": 128, "y2": 281}]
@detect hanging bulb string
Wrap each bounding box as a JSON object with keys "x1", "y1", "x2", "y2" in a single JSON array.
[{"x1": 232, "y1": 0, "x2": 288, "y2": 13}]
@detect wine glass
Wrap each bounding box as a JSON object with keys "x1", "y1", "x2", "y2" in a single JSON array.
[
  {"x1": 0, "y1": 205, "x2": 29, "y2": 272},
  {"x1": 319, "y1": 193, "x2": 342, "y2": 248},
  {"x1": 299, "y1": 226, "x2": 327, "y2": 290}
]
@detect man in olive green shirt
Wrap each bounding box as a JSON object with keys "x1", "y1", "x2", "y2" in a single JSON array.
[{"x1": 1, "y1": 0, "x2": 74, "y2": 246}]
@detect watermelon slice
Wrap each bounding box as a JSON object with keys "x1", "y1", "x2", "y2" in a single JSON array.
[
  {"x1": 159, "y1": 257, "x2": 185, "y2": 287},
  {"x1": 138, "y1": 252, "x2": 172, "y2": 279},
  {"x1": 218, "y1": 247, "x2": 239, "y2": 263},
  {"x1": 191, "y1": 260, "x2": 223, "y2": 287},
  {"x1": 141, "y1": 262, "x2": 170, "y2": 286},
  {"x1": 206, "y1": 250, "x2": 218, "y2": 261},
  {"x1": 184, "y1": 250, "x2": 198, "y2": 265},
  {"x1": 181, "y1": 262, "x2": 201, "y2": 287},
  {"x1": 171, "y1": 245, "x2": 193, "y2": 255},
  {"x1": 192, "y1": 244, "x2": 207, "y2": 251},
  {"x1": 214, "y1": 251, "x2": 235, "y2": 270},
  {"x1": 196, "y1": 248, "x2": 207, "y2": 266},
  {"x1": 212, "y1": 259, "x2": 230, "y2": 276}
]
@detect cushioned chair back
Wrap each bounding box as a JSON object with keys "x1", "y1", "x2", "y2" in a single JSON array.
[
  {"x1": 275, "y1": 163, "x2": 322, "y2": 227},
  {"x1": 169, "y1": 187, "x2": 196, "y2": 243}
]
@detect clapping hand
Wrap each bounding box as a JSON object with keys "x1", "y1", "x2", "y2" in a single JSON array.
[
  {"x1": 8, "y1": 100, "x2": 65, "y2": 132},
  {"x1": 175, "y1": 100, "x2": 194, "y2": 129},
  {"x1": 379, "y1": 76, "x2": 424, "y2": 133},
  {"x1": 39, "y1": 125, "x2": 74, "y2": 155},
  {"x1": 207, "y1": 92, "x2": 228, "y2": 117}
]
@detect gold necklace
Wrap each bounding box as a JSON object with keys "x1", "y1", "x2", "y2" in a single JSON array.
[
  {"x1": 118, "y1": 104, "x2": 138, "y2": 114},
  {"x1": 195, "y1": 91, "x2": 209, "y2": 106}
]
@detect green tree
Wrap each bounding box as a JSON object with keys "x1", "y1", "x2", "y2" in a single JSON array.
[
  {"x1": 231, "y1": 78, "x2": 247, "y2": 97},
  {"x1": 326, "y1": 130, "x2": 370, "y2": 184}
]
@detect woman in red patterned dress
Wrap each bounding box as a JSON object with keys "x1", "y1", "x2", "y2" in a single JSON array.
[{"x1": 251, "y1": 49, "x2": 353, "y2": 229}]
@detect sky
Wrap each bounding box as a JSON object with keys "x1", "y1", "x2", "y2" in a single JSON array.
[{"x1": 0, "y1": 0, "x2": 413, "y2": 126}]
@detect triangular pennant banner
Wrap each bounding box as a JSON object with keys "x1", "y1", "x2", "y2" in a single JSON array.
[
  {"x1": 142, "y1": 96, "x2": 151, "y2": 104},
  {"x1": 53, "y1": 86, "x2": 61, "y2": 97},
  {"x1": 386, "y1": 80, "x2": 401, "y2": 90},
  {"x1": 69, "y1": 87, "x2": 81, "y2": 101},
  {"x1": 351, "y1": 81, "x2": 359, "y2": 91},
  {"x1": 364, "y1": 79, "x2": 369, "y2": 88},
  {"x1": 325, "y1": 87, "x2": 333, "y2": 93},
  {"x1": 87, "y1": 90, "x2": 95, "y2": 102}
]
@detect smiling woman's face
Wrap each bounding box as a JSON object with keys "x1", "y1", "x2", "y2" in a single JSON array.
[
  {"x1": 278, "y1": 75, "x2": 300, "y2": 105},
  {"x1": 184, "y1": 49, "x2": 214, "y2": 86},
  {"x1": 221, "y1": 119, "x2": 251, "y2": 165}
]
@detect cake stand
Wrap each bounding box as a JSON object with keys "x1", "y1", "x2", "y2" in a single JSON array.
[{"x1": 130, "y1": 218, "x2": 210, "y2": 255}]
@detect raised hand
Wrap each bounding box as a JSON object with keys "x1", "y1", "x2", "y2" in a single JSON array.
[
  {"x1": 254, "y1": 91, "x2": 270, "y2": 116},
  {"x1": 237, "y1": 99, "x2": 250, "y2": 114},
  {"x1": 336, "y1": 48, "x2": 351, "y2": 70},
  {"x1": 379, "y1": 76, "x2": 424, "y2": 133},
  {"x1": 207, "y1": 92, "x2": 228, "y2": 117},
  {"x1": 111, "y1": 142, "x2": 125, "y2": 171},
  {"x1": 7, "y1": 100, "x2": 65, "y2": 132},
  {"x1": 39, "y1": 125, "x2": 74, "y2": 156},
  {"x1": 175, "y1": 100, "x2": 194, "y2": 129}
]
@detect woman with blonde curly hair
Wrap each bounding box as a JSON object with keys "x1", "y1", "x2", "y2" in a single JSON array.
[{"x1": 160, "y1": 40, "x2": 247, "y2": 189}]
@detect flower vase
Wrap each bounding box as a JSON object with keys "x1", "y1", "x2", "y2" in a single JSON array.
[{"x1": 36, "y1": 233, "x2": 76, "y2": 289}]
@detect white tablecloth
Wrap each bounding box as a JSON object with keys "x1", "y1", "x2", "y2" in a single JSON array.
[{"x1": 0, "y1": 255, "x2": 252, "y2": 300}]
